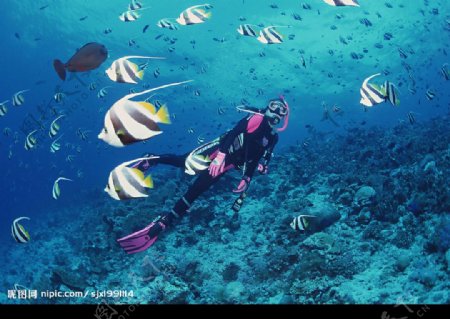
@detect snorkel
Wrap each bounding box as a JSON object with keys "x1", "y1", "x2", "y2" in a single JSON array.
[
  {"x1": 235, "y1": 95, "x2": 289, "y2": 132},
  {"x1": 277, "y1": 95, "x2": 289, "y2": 132}
]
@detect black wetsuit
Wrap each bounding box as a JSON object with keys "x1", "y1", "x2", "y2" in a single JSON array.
[{"x1": 151, "y1": 114, "x2": 278, "y2": 223}]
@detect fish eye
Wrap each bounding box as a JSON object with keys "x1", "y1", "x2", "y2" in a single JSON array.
[{"x1": 103, "y1": 127, "x2": 108, "y2": 133}]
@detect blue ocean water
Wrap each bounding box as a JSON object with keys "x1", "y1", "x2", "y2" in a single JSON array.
[{"x1": 0, "y1": 0, "x2": 449, "y2": 306}]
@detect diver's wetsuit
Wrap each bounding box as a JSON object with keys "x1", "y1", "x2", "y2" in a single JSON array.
[{"x1": 148, "y1": 113, "x2": 278, "y2": 223}]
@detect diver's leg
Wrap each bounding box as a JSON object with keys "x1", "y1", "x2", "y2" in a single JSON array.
[
  {"x1": 167, "y1": 170, "x2": 223, "y2": 222},
  {"x1": 132, "y1": 152, "x2": 189, "y2": 171},
  {"x1": 117, "y1": 170, "x2": 223, "y2": 254}
]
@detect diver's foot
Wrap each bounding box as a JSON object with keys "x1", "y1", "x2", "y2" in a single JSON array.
[
  {"x1": 131, "y1": 154, "x2": 157, "y2": 171},
  {"x1": 117, "y1": 216, "x2": 168, "y2": 254}
]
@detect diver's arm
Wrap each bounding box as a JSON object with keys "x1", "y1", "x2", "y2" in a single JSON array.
[{"x1": 259, "y1": 134, "x2": 278, "y2": 173}]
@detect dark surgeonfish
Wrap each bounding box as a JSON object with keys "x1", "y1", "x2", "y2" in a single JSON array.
[{"x1": 53, "y1": 42, "x2": 108, "y2": 80}]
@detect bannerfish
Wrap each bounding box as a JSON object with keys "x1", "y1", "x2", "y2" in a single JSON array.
[
  {"x1": 237, "y1": 24, "x2": 258, "y2": 37},
  {"x1": 106, "y1": 56, "x2": 165, "y2": 84},
  {"x1": 50, "y1": 134, "x2": 64, "y2": 153},
  {"x1": 0, "y1": 100, "x2": 8, "y2": 116},
  {"x1": 53, "y1": 42, "x2": 108, "y2": 80},
  {"x1": 359, "y1": 73, "x2": 386, "y2": 107},
  {"x1": 11, "y1": 217, "x2": 31, "y2": 243},
  {"x1": 54, "y1": 92, "x2": 66, "y2": 103},
  {"x1": 89, "y1": 82, "x2": 97, "y2": 91},
  {"x1": 184, "y1": 141, "x2": 214, "y2": 175},
  {"x1": 290, "y1": 215, "x2": 316, "y2": 231},
  {"x1": 323, "y1": 0, "x2": 360, "y2": 7},
  {"x1": 383, "y1": 81, "x2": 400, "y2": 106},
  {"x1": 12, "y1": 90, "x2": 29, "y2": 106},
  {"x1": 24, "y1": 130, "x2": 38, "y2": 150},
  {"x1": 98, "y1": 80, "x2": 192, "y2": 147},
  {"x1": 176, "y1": 4, "x2": 213, "y2": 25},
  {"x1": 105, "y1": 157, "x2": 156, "y2": 200},
  {"x1": 119, "y1": 8, "x2": 149, "y2": 22},
  {"x1": 97, "y1": 86, "x2": 111, "y2": 99},
  {"x1": 157, "y1": 19, "x2": 179, "y2": 30},
  {"x1": 257, "y1": 26, "x2": 286, "y2": 44},
  {"x1": 49, "y1": 114, "x2": 65, "y2": 138},
  {"x1": 128, "y1": 0, "x2": 142, "y2": 11},
  {"x1": 426, "y1": 89, "x2": 436, "y2": 100},
  {"x1": 407, "y1": 112, "x2": 416, "y2": 124},
  {"x1": 441, "y1": 63, "x2": 449, "y2": 80},
  {"x1": 52, "y1": 177, "x2": 73, "y2": 199}
]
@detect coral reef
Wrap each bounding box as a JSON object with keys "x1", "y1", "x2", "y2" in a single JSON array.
[{"x1": 1, "y1": 115, "x2": 449, "y2": 304}]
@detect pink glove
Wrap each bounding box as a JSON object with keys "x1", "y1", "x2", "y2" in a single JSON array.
[
  {"x1": 208, "y1": 151, "x2": 226, "y2": 177},
  {"x1": 233, "y1": 176, "x2": 251, "y2": 193},
  {"x1": 258, "y1": 164, "x2": 268, "y2": 175}
]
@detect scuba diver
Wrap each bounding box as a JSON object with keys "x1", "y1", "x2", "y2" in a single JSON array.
[{"x1": 117, "y1": 96, "x2": 290, "y2": 254}]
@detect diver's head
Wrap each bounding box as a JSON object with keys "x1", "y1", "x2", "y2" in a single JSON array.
[{"x1": 264, "y1": 96, "x2": 289, "y2": 131}]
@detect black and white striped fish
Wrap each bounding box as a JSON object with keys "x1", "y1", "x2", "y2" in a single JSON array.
[
  {"x1": 407, "y1": 112, "x2": 416, "y2": 124},
  {"x1": 24, "y1": 130, "x2": 38, "y2": 150},
  {"x1": 197, "y1": 135, "x2": 205, "y2": 144},
  {"x1": 52, "y1": 177, "x2": 73, "y2": 199},
  {"x1": 77, "y1": 128, "x2": 90, "y2": 141},
  {"x1": 188, "y1": 127, "x2": 194, "y2": 134},
  {"x1": 217, "y1": 107, "x2": 225, "y2": 115},
  {"x1": 383, "y1": 81, "x2": 400, "y2": 106},
  {"x1": 88, "y1": 82, "x2": 97, "y2": 91},
  {"x1": 128, "y1": 0, "x2": 142, "y2": 11},
  {"x1": 157, "y1": 19, "x2": 179, "y2": 30},
  {"x1": 290, "y1": 215, "x2": 316, "y2": 231},
  {"x1": 176, "y1": 4, "x2": 213, "y2": 25},
  {"x1": 66, "y1": 154, "x2": 75, "y2": 162},
  {"x1": 97, "y1": 86, "x2": 111, "y2": 99},
  {"x1": 237, "y1": 24, "x2": 257, "y2": 37},
  {"x1": 257, "y1": 26, "x2": 285, "y2": 44},
  {"x1": 105, "y1": 157, "x2": 155, "y2": 200},
  {"x1": 54, "y1": 92, "x2": 66, "y2": 103},
  {"x1": 98, "y1": 81, "x2": 192, "y2": 147},
  {"x1": 50, "y1": 134, "x2": 64, "y2": 153},
  {"x1": 426, "y1": 89, "x2": 435, "y2": 100},
  {"x1": 49, "y1": 114, "x2": 65, "y2": 138},
  {"x1": 12, "y1": 89, "x2": 29, "y2": 106},
  {"x1": 11, "y1": 217, "x2": 31, "y2": 243},
  {"x1": 119, "y1": 10, "x2": 140, "y2": 22},
  {"x1": 138, "y1": 61, "x2": 149, "y2": 70},
  {"x1": 0, "y1": 100, "x2": 8, "y2": 116},
  {"x1": 106, "y1": 56, "x2": 164, "y2": 84},
  {"x1": 322, "y1": 0, "x2": 360, "y2": 6},
  {"x1": 359, "y1": 73, "x2": 386, "y2": 107},
  {"x1": 184, "y1": 138, "x2": 219, "y2": 175},
  {"x1": 441, "y1": 63, "x2": 449, "y2": 80}
]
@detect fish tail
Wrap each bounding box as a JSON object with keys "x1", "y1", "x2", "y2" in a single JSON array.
[
  {"x1": 144, "y1": 175, "x2": 153, "y2": 188},
  {"x1": 137, "y1": 70, "x2": 144, "y2": 80},
  {"x1": 156, "y1": 105, "x2": 171, "y2": 124},
  {"x1": 53, "y1": 59, "x2": 67, "y2": 81}
]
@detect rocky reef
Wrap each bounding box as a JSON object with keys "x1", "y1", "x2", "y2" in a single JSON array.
[{"x1": 1, "y1": 115, "x2": 449, "y2": 304}]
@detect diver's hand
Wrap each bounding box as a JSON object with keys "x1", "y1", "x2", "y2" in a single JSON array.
[
  {"x1": 209, "y1": 151, "x2": 226, "y2": 177},
  {"x1": 233, "y1": 176, "x2": 251, "y2": 193},
  {"x1": 257, "y1": 163, "x2": 268, "y2": 175}
]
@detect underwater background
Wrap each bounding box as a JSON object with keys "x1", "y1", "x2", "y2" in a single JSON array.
[{"x1": 0, "y1": 0, "x2": 449, "y2": 305}]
